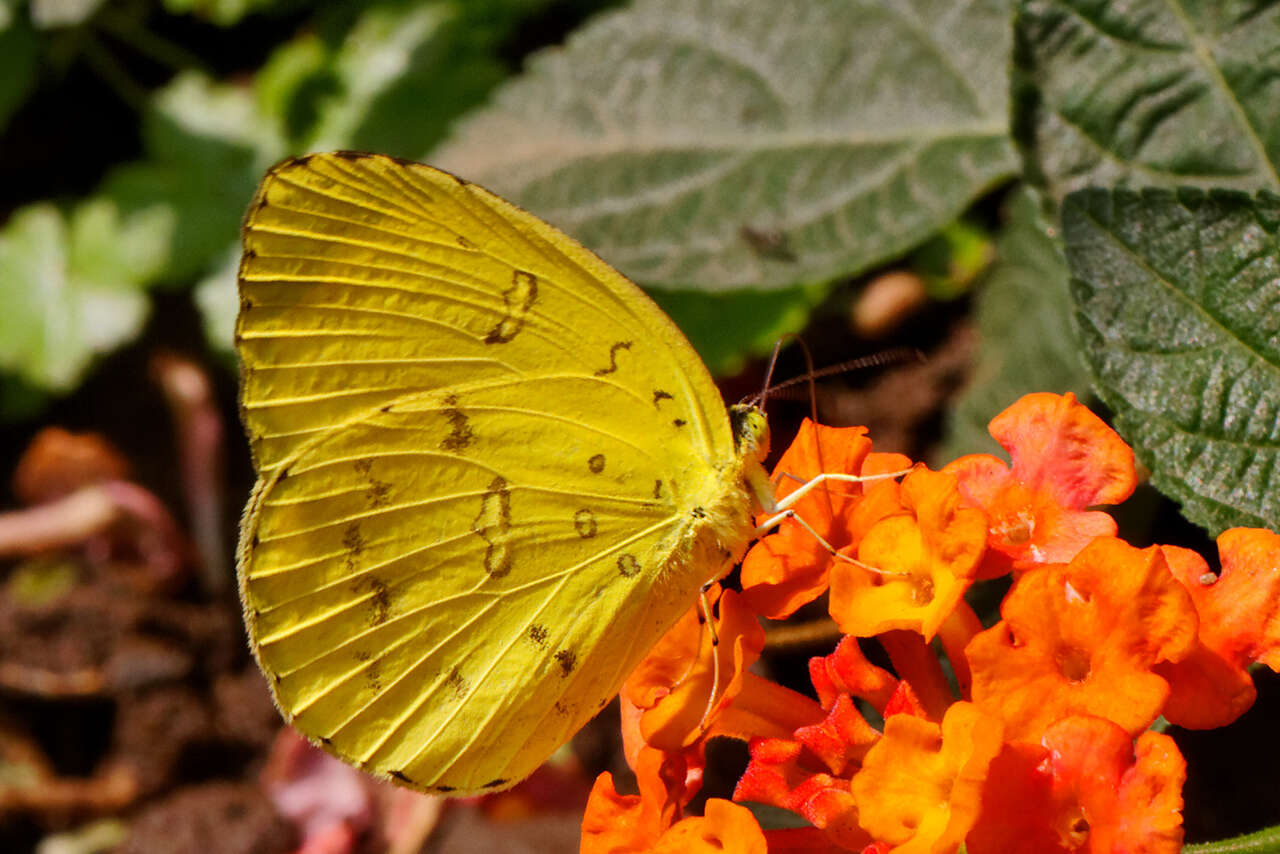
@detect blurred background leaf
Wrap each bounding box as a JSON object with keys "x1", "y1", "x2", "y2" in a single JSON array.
[
  {"x1": 936, "y1": 186, "x2": 1090, "y2": 461},
  {"x1": 0, "y1": 201, "x2": 160, "y2": 396},
  {"x1": 432, "y1": 0, "x2": 1018, "y2": 362}
]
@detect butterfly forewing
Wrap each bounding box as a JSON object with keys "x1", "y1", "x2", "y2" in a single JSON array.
[{"x1": 236, "y1": 153, "x2": 751, "y2": 793}]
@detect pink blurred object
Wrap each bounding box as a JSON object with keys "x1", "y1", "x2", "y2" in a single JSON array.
[{"x1": 263, "y1": 729, "x2": 373, "y2": 854}]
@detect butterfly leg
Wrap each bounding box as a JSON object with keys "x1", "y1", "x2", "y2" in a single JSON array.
[
  {"x1": 767, "y1": 468, "x2": 913, "y2": 515},
  {"x1": 753, "y1": 507, "x2": 876, "y2": 571},
  {"x1": 696, "y1": 582, "x2": 721, "y2": 732}
]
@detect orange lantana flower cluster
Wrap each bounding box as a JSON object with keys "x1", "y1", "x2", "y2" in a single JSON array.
[{"x1": 580, "y1": 393, "x2": 1280, "y2": 854}]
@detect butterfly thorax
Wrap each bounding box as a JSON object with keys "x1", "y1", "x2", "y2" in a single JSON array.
[{"x1": 660, "y1": 404, "x2": 772, "y2": 588}]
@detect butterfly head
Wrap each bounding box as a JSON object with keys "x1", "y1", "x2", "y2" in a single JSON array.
[{"x1": 729, "y1": 404, "x2": 770, "y2": 462}]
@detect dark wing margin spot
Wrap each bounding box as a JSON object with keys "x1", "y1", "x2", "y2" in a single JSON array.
[
  {"x1": 390, "y1": 770, "x2": 413, "y2": 784},
  {"x1": 554, "y1": 649, "x2": 577, "y2": 676},
  {"x1": 483, "y1": 778, "x2": 508, "y2": 790}
]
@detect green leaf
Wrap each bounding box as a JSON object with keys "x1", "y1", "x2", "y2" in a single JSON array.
[
  {"x1": 432, "y1": 0, "x2": 1019, "y2": 294},
  {"x1": 295, "y1": 0, "x2": 562, "y2": 158},
  {"x1": 97, "y1": 71, "x2": 285, "y2": 286},
  {"x1": 648, "y1": 284, "x2": 825, "y2": 376},
  {"x1": 0, "y1": 202, "x2": 160, "y2": 395},
  {"x1": 1063, "y1": 187, "x2": 1280, "y2": 534},
  {"x1": 193, "y1": 245, "x2": 241, "y2": 358},
  {"x1": 936, "y1": 187, "x2": 1091, "y2": 463},
  {"x1": 1016, "y1": 0, "x2": 1280, "y2": 205}
]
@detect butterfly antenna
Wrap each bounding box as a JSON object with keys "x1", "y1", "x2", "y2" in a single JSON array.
[
  {"x1": 755, "y1": 338, "x2": 787, "y2": 415},
  {"x1": 761, "y1": 347, "x2": 924, "y2": 397}
]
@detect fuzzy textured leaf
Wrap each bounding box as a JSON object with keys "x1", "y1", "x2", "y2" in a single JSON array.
[
  {"x1": 1064, "y1": 187, "x2": 1280, "y2": 534},
  {"x1": 1017, "y1": 0, "x2": 1280, "y2": 205},
  {"x1": 937, "y1": 187, "x2": 1091, "y2": 462},
  {"x1": 433, "y1": 0, "x2": 1018, "y2": 293}
]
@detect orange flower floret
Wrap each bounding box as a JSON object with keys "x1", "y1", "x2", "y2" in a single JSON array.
[
  {"x1": 1154, "y1": 545, "x2": 1257, "y2": 729},
  {"x1": 734, "y1": 737, "x2": 872, "y2": 852},
  {"x1": 741, "y1": 419, "x2": 911, "y2": 619},
  {"x1": 966, "y1": 538, "x2": 1198, "y2": 741},
  {"x1": 650, "y1": 799, "x2": 768, "y2": 854},
  {"x1": 580, "y1": 762, "x2": 671, "y2": 854},
  {"x1": 623, "y1": 585, "x2": 764, "y2": 753},
  {"x1": 1171, "y1": 527, "x2": 1280, "y2": 671},
  {"x1": 943, "y1": 392, "x2": 1137, "y2": 574},
  {"x1": 829, "y1": 467, "x2": 987, "y2": 641},
  {"x1": 851, "y1": 702, "x2": 1004, "y2": 854},
  {"x1": 581, "y1": 778, "x2": 766, "y2": 854},
  {"x1": 809, "y1": 635, "x2": 899, "y2": 713},
  {"x1": 968, "y1": 716, "x2": 1185, "y2": 854}
]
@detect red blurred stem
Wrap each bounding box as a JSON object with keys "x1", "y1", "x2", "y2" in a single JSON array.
[
  {"x1": 878, "y1": 630, "x2": 952, "y2": 721},
  {"x1": 152, "y1": 353, "x2": 228, "y2": 595}
]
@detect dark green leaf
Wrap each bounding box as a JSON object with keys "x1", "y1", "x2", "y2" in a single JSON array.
[
  {"x1": 1064, "y1": 187, "x2": 1280, "y2": 534},
  {"x1": 1017, "y1": 0, "x2": 1280, "y2": 205},
  {"x1": 0, "y1": 4, "x2": 38, "y2": 134}
]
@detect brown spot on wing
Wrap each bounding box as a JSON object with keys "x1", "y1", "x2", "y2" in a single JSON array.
[
  {"x1": 528, "y1": 624, "x2": 549, "y2": 647},
  {"x1": 484, "y1": 270, "x2": 538, "y2": 344},
  {"x1": 573, "y1": 509, "x2": 597, "y2": 539},
  {"x1": 366, "y1": 479, "x2": 392, "y2": 507},
  {"x1": 554, "y1": 650, "x2": 577, "y2": 676},
  {"x1": 593, "y1": 341, "x2": 633, "y2": 376},
  {"x1": 354, "y1": 576, "x2": 392, "y2": 626},
  {"x1": 444, "y1": 666, "x2": 468, "y2": 699},
  {"x1": 587, "y1": 453, "x2": 606, "y2": 474},
  {"x1": 342, "y1": 522, "x2": 365, "y2": 570},
  {"x1": 440, "y1": 393, "x2": 475, "y2": 452},
  {"x1": 471, "y1": 476, "x2": 512, "y2": 578},
  {"x1": 617, "y1": 554, "x2": 640, "y2": 577}
]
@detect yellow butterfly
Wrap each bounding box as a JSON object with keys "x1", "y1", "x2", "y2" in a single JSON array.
[{"x1": 235, "y1": 152, "x2": 778, "y2": 794}]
